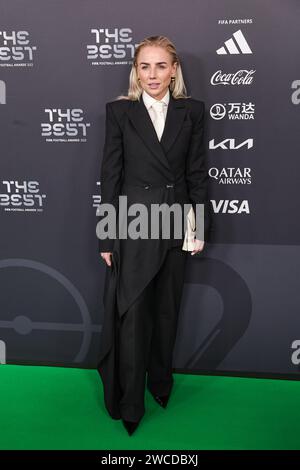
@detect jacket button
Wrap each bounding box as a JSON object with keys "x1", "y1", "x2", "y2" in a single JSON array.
[{"x1": 166, "y1": 183, "x2": 174, "y2": 188}]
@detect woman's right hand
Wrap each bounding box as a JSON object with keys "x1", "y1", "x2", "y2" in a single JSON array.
[{"x1": 100, "y1": 252, "x2": 113, "y2": 267}]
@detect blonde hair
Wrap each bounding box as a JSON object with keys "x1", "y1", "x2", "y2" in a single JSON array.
[{"x1": 115, "y1": 35, "x2": 191, "y2": 101}]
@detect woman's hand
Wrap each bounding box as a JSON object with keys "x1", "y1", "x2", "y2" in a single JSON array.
[
  {"x1": 191, "y1": 239, "x2": 205, "y2": 256},
  {"x1": 100, "y1": 252, "x2": 113, "y2": 266}
]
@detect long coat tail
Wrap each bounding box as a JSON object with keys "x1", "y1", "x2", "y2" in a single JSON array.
[{"x1": 96, "y1": 251, "x2": 122, "y2": 420}]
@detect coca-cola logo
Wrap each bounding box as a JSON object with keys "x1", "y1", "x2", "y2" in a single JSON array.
[{"x1": 210, "y1": 69, "x2": 255, "y2": 86}]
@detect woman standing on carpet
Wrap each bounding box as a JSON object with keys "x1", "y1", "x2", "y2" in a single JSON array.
[{"x1": 97, "y1": 35, "x2": 211, "y2": 436}]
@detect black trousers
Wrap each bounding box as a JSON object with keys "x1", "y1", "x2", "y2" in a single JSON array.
[{"x1": 118, "y1": 245, "x2": 187, "y2": 422}]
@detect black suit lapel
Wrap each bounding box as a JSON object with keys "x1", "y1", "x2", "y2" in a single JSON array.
[{"x1": 126, "y1": 92, "x2": 187, "y2": 172}]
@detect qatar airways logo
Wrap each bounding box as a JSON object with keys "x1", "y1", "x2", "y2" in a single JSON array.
[
  {"x1": 87, "y1": 27, "x2": 138, "y2": 65},
  {"x1": 209, "y1": 167, "x2": 252, "y2": 185},
  {"x1": 210, "y1": 69, "x2": 255, "y2": 86},
  {"x1": 0, "y1": 30, "x2": 37, "y2": 66}
]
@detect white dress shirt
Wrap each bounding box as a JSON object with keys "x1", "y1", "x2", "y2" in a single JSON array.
[{"x1": 142, "y1": 88, "x2": 170, "y2": 140}]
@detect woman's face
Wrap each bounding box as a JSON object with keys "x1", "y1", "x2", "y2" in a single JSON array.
[{"x1": 136, "y1": 46, "x2": 177, "y2": 101}]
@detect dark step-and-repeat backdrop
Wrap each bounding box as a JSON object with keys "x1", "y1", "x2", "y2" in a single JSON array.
[{"x1": 1, "y1": 0, "x2": 300, "y2": 379}]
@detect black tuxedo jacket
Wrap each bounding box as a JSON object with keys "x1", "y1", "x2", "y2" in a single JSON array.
[
  {"x1": 97, "y1": 91, "x2": 212, "y2": 318},
  {"x1": 97, "y1": 92, "x2": 212, "y2": 254}
]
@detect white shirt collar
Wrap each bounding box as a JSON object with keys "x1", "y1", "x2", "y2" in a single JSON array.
[{"x1": 142, "y1": 88, "x2": 170, "y2": 110}]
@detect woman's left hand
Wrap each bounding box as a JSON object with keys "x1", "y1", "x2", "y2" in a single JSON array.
[{"x1": 191, "y1": 239, "x2": 205, "y2": 256}]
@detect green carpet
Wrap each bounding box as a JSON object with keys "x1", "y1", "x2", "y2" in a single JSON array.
[{"x1": 0, "y1": 364, "x2": 299, "y2": 450}]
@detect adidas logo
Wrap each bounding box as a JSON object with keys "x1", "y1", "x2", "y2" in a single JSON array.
[{"x1": 216, "y1": 29, "x2": 252, "y2": 55}]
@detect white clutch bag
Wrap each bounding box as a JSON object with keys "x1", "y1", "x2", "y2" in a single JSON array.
[{"x1": 182, "y1": 206, "x2": 196, "y2": 251}]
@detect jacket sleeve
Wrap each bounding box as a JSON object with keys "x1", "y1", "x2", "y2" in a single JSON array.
[
  {"x1": 97, "y1": 102, "x2": 124, "y2": 253},
  {"x1": 185, "y1": 101, "x2": 212, "y2": 242}
]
